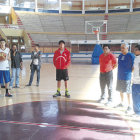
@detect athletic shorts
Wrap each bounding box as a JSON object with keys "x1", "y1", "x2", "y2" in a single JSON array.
[
  {"x1": 56, "y1": 69, "x2": 69, "y2": 81},
  {"x1": 116, "y1": 80, "x2": 131, "y2": 93},
  {"x1": 0, "y1": 70, "x2": 10, "y2": 84}
]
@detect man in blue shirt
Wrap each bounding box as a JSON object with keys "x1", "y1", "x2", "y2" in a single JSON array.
[{"x1": 115, "y1": 43, "x2": 135, "y2": 114}]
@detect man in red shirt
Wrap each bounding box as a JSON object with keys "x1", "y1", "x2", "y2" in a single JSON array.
[
  {"x1": 53, "y1": 40, "x2": 71, "y2": 98},
  {"x1": 98, "y1": 44, "x2": 117, "y2": 105}
]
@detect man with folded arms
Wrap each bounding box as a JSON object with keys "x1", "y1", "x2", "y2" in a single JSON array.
[{"x1": 98, "y1": 44, "x2": 117, "y2": 106}]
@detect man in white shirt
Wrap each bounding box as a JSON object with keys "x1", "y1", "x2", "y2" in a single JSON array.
[
  {"x1": 132, "y1": 45, "x2": 140, "y2": 115},
  {"x1": 0, "y1": 38, "x2": 12, "y2": 97}
]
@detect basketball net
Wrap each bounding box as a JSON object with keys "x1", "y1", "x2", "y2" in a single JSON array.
[{"x1": 93, "y1": 30, "x2": 99, "y2": 35}]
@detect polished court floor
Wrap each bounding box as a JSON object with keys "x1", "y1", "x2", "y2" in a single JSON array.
[{"x1": 0, "y1": 59, "x2": 140, "y2": 140}]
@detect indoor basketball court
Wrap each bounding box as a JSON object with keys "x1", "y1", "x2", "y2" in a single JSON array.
[{"x1": 0, "y1": 0, "x2": 140, "y2": 140}]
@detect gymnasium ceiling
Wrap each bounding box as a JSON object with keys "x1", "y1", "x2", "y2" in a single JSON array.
[{"x1": 0, "y1": 0, "x2": 139, "y2": 8}]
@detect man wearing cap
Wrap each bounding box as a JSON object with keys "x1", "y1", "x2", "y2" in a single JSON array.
[
  {"x1": 115, "y1": 43, "x2": 135, "y2": 114},
  {"x1": 53, "y1": 40, "x2": 71, "y2": 98}
]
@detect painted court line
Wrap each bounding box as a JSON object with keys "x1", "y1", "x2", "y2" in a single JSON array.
[{"x1": 0, "y1": 120, "x2": 135, "y2": 136}]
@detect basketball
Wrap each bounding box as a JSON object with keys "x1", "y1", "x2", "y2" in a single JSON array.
[{"x1": 0, "y1": 52, "x2": 6, "y2": 61}]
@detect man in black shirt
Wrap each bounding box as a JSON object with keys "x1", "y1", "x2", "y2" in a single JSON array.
[{"x1": 9, "y1": 44, "x2": 23, "y2": 89}]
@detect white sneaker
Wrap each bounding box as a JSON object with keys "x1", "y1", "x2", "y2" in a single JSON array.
[
  {"x1": 131, "y1": 113, "x2": 140, "y2": 118},
  {"x1": 114, "y1": 103, "x2": 124, "y2": 108},
  {"x1": 97, "y1": 98, "x2": 105, "y2": 103},
  {"x1": 9, "y1": 86, "x2": 12, "y2": 90},
  {"x1": 125, "y1": 106, "x2": 134, "y2": 115},
  {"x1": 105, "y1": 101, "x2": 113, "y2": 107}
]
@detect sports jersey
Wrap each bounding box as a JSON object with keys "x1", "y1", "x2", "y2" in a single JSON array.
[
  {"x1": 118, "y1": 52, "x2": 135, "y2": 80},
  {"x1": 0, "y1": 47, "x2": 10, "y2": 70}
]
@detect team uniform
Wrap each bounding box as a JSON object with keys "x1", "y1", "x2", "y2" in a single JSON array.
[
  {"x1": 99, "y1": 53, "x2": 117, "y2": 103},
  {"x1": 0, "y1": 48, "x2": 10, "y2": 84},
  {"x1": 132, "y1": 55, "x2": 140, "y2": 115},
  {"x1": 53, "y1": 48, "x2": 71, "y2": 81},
  {"x1": 117, "y1": 52, "x2": 135, "y2": 93}
]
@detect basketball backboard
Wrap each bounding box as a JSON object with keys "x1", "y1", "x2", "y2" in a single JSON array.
[{"x1": 85, "y1": 20, "x2": 107, "y2": 35}]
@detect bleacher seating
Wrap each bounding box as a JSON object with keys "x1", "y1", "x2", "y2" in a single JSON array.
[{"x1": 16, "y1": 12, "x2": 140, "y2": 43}]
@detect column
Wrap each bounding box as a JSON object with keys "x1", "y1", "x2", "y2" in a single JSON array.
[
  {"x1": 35, "y1": 0, "x2": 38, "y2": 12},
  {"x1": 59, "y1": 0, "x2": 62, "y2": 14},
  {"x1": 130, "y1": 0, "x2": 133, "y2": 12},
  {"x1": 105, "y1": 0, "x2": 108, "y2": 13},
  {"x1": 82, "y1": 0, "x2": 85, "y2": 14},
  {"x1": 9, "y1": 0, "x2": 12, "y2": 6}
]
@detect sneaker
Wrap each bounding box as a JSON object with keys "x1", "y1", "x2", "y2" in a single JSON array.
[
  {"x1": 16, "y1": 85, "x2": 20, "y2": 88},
  {"x1": 14, "y1": 85, "x2": 20, "y2": 88},
  {"x1": 131, "y1": 113, "x2": 140, "y2": 118},
  {"x1": 53, "y1": 90, "x2": 61, "y2": 97},
  {"x1": 36, "y1": 84, "x2": 39, "y2": 87},
  {"x1": 125, "y1": 106, "x2": 133, "y2": 114},
  {"x1": 65, "y1": 91, "x2": 70, "y2": 98},
  {"x1": 1, "y1": 85, "x2": 5, "y2": 88},
  {"x1": 5, "y1": 92, "x2": 12, "y2": 97},
  {"x1": 105, "y1": 101, "x2": 113, "y2": 106},
  {"x1": 97, "y1": 98, "x2": 105, "y2": 103},
  {"x1": 9, "y1": 86, "x2": 12, "y2": 90},
  {"x1": 114, "y1": 103, "x2": 124, "y2": 108},
  {"x1": 26, "y1": 84, "x2": 31, "y2": 86}
]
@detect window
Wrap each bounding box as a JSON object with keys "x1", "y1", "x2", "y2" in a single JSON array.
[
  {"x1": 13, "y1": 0, "x2": 35, "y2": 8},
  {"x1": 0, "y1": 0, "x2": 9, "y2": 6},
  {"x1": 37, "y1": 0, "x2": 59, "y2": 10},
  {"x1": 109, "y1": 0, "x2": 130, "y2": 10},
  {"x1": 85, "y1": 0, "x2": 105, "y2": 10},
  {"x1": 62, "y1": 0, "x2": 82, "y2": 10},
  {"x1": 133, "y1": 0, "x2": 140, "y2": 8}
]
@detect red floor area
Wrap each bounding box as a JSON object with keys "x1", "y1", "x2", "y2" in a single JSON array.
[{"x1": 0, "y1": 100, "x2": 134, "y2": 140}]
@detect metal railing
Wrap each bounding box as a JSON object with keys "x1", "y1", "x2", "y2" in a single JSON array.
[{"x1": 0, "y1": 24, "x2": 21, "y2": 29}]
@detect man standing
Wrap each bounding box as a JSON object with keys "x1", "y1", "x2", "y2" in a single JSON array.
[
  {"x1": 9, "y1": 44, "x2": 23, "y2": 89},
  {"x1": 116, "y1": 43, "x2": 135, "y2": 114},
  {"x1": 98, "y1": 44, "x2": 117, "y2": 105},
  {"x1": 53, "y1": 40, "x2": 71, "y2": 98},
  {"x1": 26, "y1": 44, "x2": 42, "y2": 86},
  {"x1": 0, "y1": 38, "x2": 12, "y2": 97},
  {"x1": 132, "y1": 45, "x2": 140, "y2": 116}
]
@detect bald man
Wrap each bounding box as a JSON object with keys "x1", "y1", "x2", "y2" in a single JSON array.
[{"x1": 115, "y1": 43, "x2": 135, "y2": 114}]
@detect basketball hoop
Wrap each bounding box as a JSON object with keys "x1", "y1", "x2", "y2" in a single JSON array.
[
  {"x1": 93, "y1": 30, "x2": 99, "y2": 35},
  {"x1": 85, "y1": 20, "x2": 107, "y2": 44}
]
